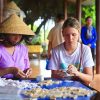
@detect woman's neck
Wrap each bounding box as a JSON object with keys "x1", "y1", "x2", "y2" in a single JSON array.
[
  {"x1": 64, "y1": 42, "x2": 78, "y2": 54},
  {"x1": 5, "y1": 46, "x2": 15, "y2": 55}
]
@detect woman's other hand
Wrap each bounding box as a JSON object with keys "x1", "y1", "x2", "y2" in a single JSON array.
[
  {"x1": 25, "y1": 68, "x2": 32, "y2": 78},
  {"x1": 67, "y1": 64, "x2": 78, "y2": 76}
]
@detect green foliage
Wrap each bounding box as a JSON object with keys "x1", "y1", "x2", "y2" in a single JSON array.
[
  {"x1": 67, "y1": 3, "x2": 76, "y2": 17},
  {"x1": 27, "y1": 24, "x2": 41, "y2": 45},
  {"x1": 82, "y1": 5, "x2": 96, "y2": 27},
  {"x1": 31, "y1": 35, "x2": 41, "y2": 45}
]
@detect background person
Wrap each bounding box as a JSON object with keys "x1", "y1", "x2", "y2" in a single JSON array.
[
  {"x1": 81, "y1": 16, "x2": 97, "y2": 60},
  {"x1": 47, "y1": 13, "x2": 65, "y2": 59},
  {"x1": 0, "y1": 14, "x2": 35, "y2": 79},
  {"x1": 47, "y1": 17, "x2": 94, "y2": 85}
]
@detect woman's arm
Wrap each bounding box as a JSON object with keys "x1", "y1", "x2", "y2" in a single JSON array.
[
  {"x1": 67, "y1": 65, "x2": 93, "y2": 85},
  {"x1": 76, "y1": 67, "x2": 93, "y2": 84},
  {"x1": 48, "y1": 41, "x2": 52, "y2": 59},
  {"x1": 0, "y1": 67, "x2": 15, "y2": 76},
  {"x1": 0, "y1": 67, "x2": 27, "y2": 78}
]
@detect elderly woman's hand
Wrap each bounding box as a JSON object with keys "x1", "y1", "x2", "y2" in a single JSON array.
[
  {"x1": 67, "y1": 64, "x2": 78, "y2": 76},
  {"x1": 11, "y1": 67, "x2": 27, "y2": 78},
  {"x1": 25, "y1": 68, "x2": 32, "y2": 78}
]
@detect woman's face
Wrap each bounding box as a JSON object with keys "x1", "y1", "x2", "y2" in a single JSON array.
[
  {"x1": 86, "y1": 18, "x2": 92, "y2": 26},
  {"x1": 62, "y1": 27, "x2": 79, "y2": 46},
  {"x1": 7, "y1": 34, "x2": 22, "y2": 45}
]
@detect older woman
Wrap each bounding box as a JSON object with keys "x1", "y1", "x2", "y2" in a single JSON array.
[
  {"x1": 47, "y1": 17, "x2": 94, "y2": 85},
  {"x1": 0, "y1": 14, "x2": 34, "y2": 79}
]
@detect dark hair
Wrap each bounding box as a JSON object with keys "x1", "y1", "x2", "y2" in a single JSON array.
[
  {"x1": 0, "y1": 34, "x2": 24, "y2": 46},
  {"x1": 62, "y1": 17, "x2": 81, "y2": 32},
  {"x1": 56, "y1": 13, "x2": 64, "y2": 20},
  {"x1": 85, "y1": 16, "x2": 92, "y2": 21},
  {"x1": 0, "y1": 34, "x2": 33, "y2": 45}
]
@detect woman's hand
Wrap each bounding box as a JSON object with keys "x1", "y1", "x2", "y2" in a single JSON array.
[
  {"x1": 25, "y1": 68, "x2": 32, "y2": 78},
  {"x1": 47, "y1": 52, "x2": 51, "y2": 59},
  {"x1": 52, "y1": 70, "x2": 67, "y2": 79},
  {"x1": 57, "y1": 70, "x2": 66, "y2": 78},
  {"x1": 67, "y1": 65, "x2": 78, "y2": 76},
  {"x1": 11, "y1": 67, "x2": 27, "y2": 78}
]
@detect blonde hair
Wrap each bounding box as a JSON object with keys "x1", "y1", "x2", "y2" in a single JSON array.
[{"x1": 62, "y1": 17, "x2": 81, "y2": 33}]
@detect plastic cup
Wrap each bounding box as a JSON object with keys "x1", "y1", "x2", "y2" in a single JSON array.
[{"x1": 36, "y1": 75, "x2": 44, "y2": 82}]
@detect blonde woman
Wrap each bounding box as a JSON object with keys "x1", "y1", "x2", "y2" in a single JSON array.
[{"x1": 47, "y1": 17, "x2": 94, "y2": 85}]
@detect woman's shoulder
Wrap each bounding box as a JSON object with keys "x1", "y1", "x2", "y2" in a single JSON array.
[
  {"x1": 82, "y1": 25, "x2": 86, "y2": 28},
  {"x1": 79, "y1": 43, "x2": 91, "y2": 52},
  {"x1": 54, "y1": 43, "x2": 63, "y2": 49},
  {"x1": 52, "y1": 43, "x2": 64, "y2": 53},
  {"x1": 82, "y1": 43, "x2": 89, "y2": 48},
  {"x1": 81, "y1": 25, "x2": 87, "y2": 30},
  {"x1": 17, "y1": 44, "x2": 27, "y2": 50},
  {"x1": 79, "y1": 42, "x2": 89, "y2": 48}
]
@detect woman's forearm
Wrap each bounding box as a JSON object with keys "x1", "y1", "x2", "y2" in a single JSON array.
[
  {"x1": 0, "y1": 67, "x2": 15, "y2": 76},
  {"x1": 76, "y1": 71, "x2": 92, "y2": 85}
]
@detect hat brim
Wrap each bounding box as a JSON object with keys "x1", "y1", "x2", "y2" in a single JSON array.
[{"x1": 0, "y1": 14, "x2": 35, "y2": 36}]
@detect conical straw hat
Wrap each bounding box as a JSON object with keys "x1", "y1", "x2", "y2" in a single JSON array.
[
  {"x1": 0, "y1": 14, "x2": 35, "y2": 35},
  {"x1": 4, "y1": 1, "x2": 20, "y2": 12}
]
